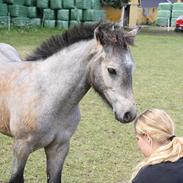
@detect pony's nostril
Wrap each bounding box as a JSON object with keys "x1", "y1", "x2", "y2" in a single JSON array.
[{"x1": 123, "y1": 111, "x2": 132, "y2": 122}]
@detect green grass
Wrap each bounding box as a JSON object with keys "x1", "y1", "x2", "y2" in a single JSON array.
[{"x1": 0, "y1": 28, "x2": 183, "y2": 183}]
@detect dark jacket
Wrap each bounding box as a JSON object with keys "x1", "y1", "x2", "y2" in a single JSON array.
[{"x1": 132, "y1": 157, "x2": 183, "y2": 183}]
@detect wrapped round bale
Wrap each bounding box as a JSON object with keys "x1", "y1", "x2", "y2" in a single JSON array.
[
  {"x1": 158, "y1": 3, "x2": 172, "y2": 11},
  {"x1": 12, "y1": 17, "x2": 30, "y2": 27},
  {"x1": 4, "y1": 0, "x2": 24, "y2": 5},
  {"x1": 57, "y1": 9, "x2": 69, "y2": 20},
  {"x1": 37, "y1": 0, "x2": 49, "y2": 9},
  {"x1": 30, "y1": 18, "x2": 41, "y2": 27},
  {"x1": 57, "y1": 20, "x2": 69, "y2": 29},
  {"x1": 75, "y1": 0, "x2": 92, "y2": 10},
  {"x1": 173, "y1": 3, "x2": 183, "y2": 10},
  {"x1": 156, "y1": 17, "x2": 170, "y2": 26},
  {"x1": 0, "y1": 16, "x2": 9, "y2": 27},
  {"x1": 9, "y1": 5, "x2": 28, "y2": 17},
  {"x1": 157, "y1": 10, "x2": 171, "y2": 18},
  {"x1": 172, "y1": 10, "x2": 183, "y2": 18},
  {"x1": 43, "y1": 9, "x2": 55, "y2": 20},
  {"x1": 70, "y1": 20, "x2": 80, "y2": 28},
  {"x1": 0, "y1": 3, "x2": 8, "y2": 16},
  {"x1": 27, "y1": 7, "x2": 37, "y2": 18},
  {"x1": 171, "y1": 17, "x2": 177, "y2": 27},
  {"x1": 62, "y1": 0, "x2": 74, "y2": 9},
  {"x1": 83, "y1": 9, "x2": 105, "y2": 21},
  {"x1": 24, "y1": 0, "x2": 36, "y2": 6},
  {"x1": 44, "y1": 20, "x2": 55, "y2": 28},
  {"x1": 92, "y1": 0, "x2": 101, "y2": 10},
  {"x1": 50, "y1": 0, "x2": 62, "y2": 9},
  {"x1": 70, "y1": 9, "x2": 82, "y2": 21}
]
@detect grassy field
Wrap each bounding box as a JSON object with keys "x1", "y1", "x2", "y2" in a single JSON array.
[{"x1": 0, "y1": 28, "x2": 183, "y2": 183}]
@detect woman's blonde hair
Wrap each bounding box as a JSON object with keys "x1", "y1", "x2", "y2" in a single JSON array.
[{"x1": 131, "y1": 109, "x2": 183, "y2": 181}]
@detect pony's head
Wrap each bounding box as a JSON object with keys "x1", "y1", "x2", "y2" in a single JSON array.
[{"x1": 89, "y1": 23, "x2": 139, "y2": 123}]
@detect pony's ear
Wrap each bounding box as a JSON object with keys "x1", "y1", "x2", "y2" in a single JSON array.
[
  {"x1": 124, "y1": 27, "x2": 141, "y2": 46},
  {"x1": 94, "y1": 26, "x2": 105, "y2": 45}
]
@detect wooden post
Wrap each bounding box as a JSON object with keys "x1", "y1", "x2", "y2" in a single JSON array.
[{"x1": 129, "y1": 0, "x2": 139, "y2": 28}]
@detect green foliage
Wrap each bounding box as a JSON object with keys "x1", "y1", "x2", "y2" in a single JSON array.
[{"x1": 101, "y1": 0, "x2": 129, "y2": 8}]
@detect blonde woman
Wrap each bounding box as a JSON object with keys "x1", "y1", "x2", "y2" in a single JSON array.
[{"x1": 131, "y1": 109, "x2": 183, "y2": 183}]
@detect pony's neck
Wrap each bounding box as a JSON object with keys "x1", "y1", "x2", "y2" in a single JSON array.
[{"x1": 39, "y1": 39, "x2": 99, "y2": 111}]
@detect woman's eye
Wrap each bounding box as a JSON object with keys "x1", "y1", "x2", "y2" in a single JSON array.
[{"x1": 107, "y1": 68, "x2": 117, "y2": 75}]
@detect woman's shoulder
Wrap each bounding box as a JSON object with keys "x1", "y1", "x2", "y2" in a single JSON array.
[{"x1": 132, "y1": 157, "x2": 183, "y2": 183}]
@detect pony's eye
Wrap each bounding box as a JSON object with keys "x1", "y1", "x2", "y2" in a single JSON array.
[{"x1": 107, "y1": 68, "x2": 117, "y2": 75}]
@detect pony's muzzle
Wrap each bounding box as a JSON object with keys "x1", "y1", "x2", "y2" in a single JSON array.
[{"x1": 114, "y1": 106, "x2": 136, "y2": 123}]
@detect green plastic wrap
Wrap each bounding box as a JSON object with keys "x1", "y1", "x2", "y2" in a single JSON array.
[
  {"x1": 9, "y1": 5, "x2": 28, "y2": 17},
  {"x1": 57, "y1": 20, "x2": 69, "y2": 29},
  {"x1": 70, "y1": 9, "x2": 82, "y2": 21},
  {"x1": 0, "y1": 0, "x2": 3, "y2": 3},
  {"x1": 37, "y1": 0, "x2": 49, "y2": 9},
  {"x1": 30, "y1": 18, "x2": 41, "y2": 26},
  {"x1": 50, "y1": 0, "x2": 62, "y2": 9},
  {"x1": 62, "y1": 0, "x2": 74, "y2": 9},
  {"x1": 75, "y1": 0, "x2": 92, "y2": 10},
  {"x1": 12, "y1": 17, "x2": 30, "y2": 27},
  {"x1": 173, "y1": 3, "x2": 183, "y2": 10},
  {"x1": 27, "y1": 6, "x2": 37, "y2": 18},
  {"x1": 0, "y1": 16, "x2": 9, "y2": 27},
  {"x1": 0, "y1": 3, "x2": 8, "y2": 16},
  {"x1": 24, "y1": 0, "x2": 36, "y2": 6},
  {"x1": 57, "y1": 9, "x2": 69, "y2": 20},
  {"x1": 44, "y1": 20, "x2": 55, "y2": 28},
  {"x1": 158, "y1": 3, "x2": 172, "y2": 11},
  {"x1": 43, "y1": 9, "x2": 55, "y2": 20},
  {"x1": 157, "y1": 10, "x2": 171, "y2": 18},
  {"x1": 156, "y1": 17, "x2": 170, "y2": 26},
  {"x1": 172, "y1": 10, "x2": 183, "y2": 18}
]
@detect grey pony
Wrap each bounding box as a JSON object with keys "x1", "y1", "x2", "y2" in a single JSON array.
[{"x1": 0, "y1": 22, "x2": 139, "y2": 183}]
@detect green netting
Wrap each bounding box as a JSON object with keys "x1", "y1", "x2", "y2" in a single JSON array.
[
  {"x1": 157, "y1": 10, "x2": 171, "y2": 18},
  {"x1": 0, "y1": 3, "x2": 8, "y2": 16},
  {"x1": 84, "y1": 21, "x2": 97, "y2": 25},
  {"x1": 0, "y1": 16, "x2": 9, "y2": 27},
  {"x1": 12, "y1": 17, "x2": 30, "y2": 27},
  {"x1": 57, "y1": 20, "x2": 69, "y2": 29},
  {"x1": 9, "y1": 5, "x2": 27, "y2": 17},
  {"x1": 57, "y1": 9, "x2": 69, "y2": 20},
  {"x1": 27, "y1": 6, "x2": 37, "y2": 18},
  {"x1": 4, "y1": 0, "x2": 24, "y2": 5},
  {"x1": 0, "y1": 0, "x2": 3, "y2": 3},
  {"x1": 75, "y1": 0, "x2": 92, "y2": 10},
  {"x1": 24, "y1": 0, "x2": 36, "y2": 6},
  {"x1": 30, "y1": 18, "x2": 41, "y2": 26},
  {"x1": 173, "y1": 3, "x2": 183, "y2": 10},
  {"x1": 37, "y1": 0, "x2": 49, "y2": 9},
  {"x1": 156, "y1": 17, "x2": 170, "y2": 26},
  {"x1": 70, "y1": 9, "x2": 82, "y2": 21},
  {"x1": 69, "y1": 20, "x2": 80, "y2": 28},
  {"x1": 158, "y1": 3, "x2": 172, "y2": 11},
  {"x1": 92, "y1": 0, "x2": 101, "y2": 9},
  {"x1": 83, "y1": 9, "x2": 105, "y2": 21},
  {"x1": 43, "y1": 9, "x2": 55, "y2": 20},
  {"x1": 171, "y1": 17, "x2": 177, "y2": 26},
  {"x1": 172, "y1": 10, "x2": 183, "y2": 18},
  {"x1": 44, "y1": 20, "x2": 55, "y2": 28},
  {"x1": 50, "y1": 0, "x2": 62, "y2": 9},
  {"x1": 62, "y1": 0, "x2": 74, "y2": 9}
]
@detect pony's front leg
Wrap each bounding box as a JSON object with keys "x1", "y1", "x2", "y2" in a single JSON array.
[
  {"x1": 45, "y1": 141, "x2": 70, "y2": 183},
  {"x1": 9, "y1": 139, "x2": 31, "y2": 183}
]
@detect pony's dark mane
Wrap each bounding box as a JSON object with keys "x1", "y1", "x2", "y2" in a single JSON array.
[{"x1": 26, "y1": 23, "x2": 99, "y2": 61}]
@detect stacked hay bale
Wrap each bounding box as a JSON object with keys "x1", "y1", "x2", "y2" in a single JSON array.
[
  {"x1": 0, "y1": 0, "x2": 106, "y2": 29},
  {"x1": 0, "y1": 1, "x2": 9, "y2": 27},
  {"x1": 171, "y1": 3, "x2": 183, "y2": 27},
  {"x1": 156, "y1": 2, "x2": 172, "y2": 27}
]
